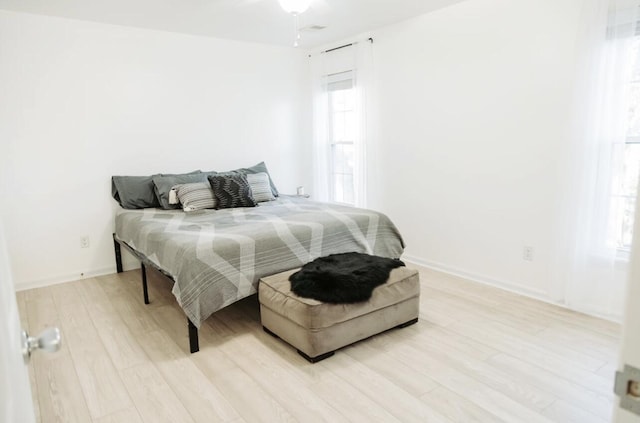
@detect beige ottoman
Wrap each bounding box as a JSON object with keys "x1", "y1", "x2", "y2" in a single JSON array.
[{"x1": 258, "y1": 267, "x2": 420, "y2": 362}]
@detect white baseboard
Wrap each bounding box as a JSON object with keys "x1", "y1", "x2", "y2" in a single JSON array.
[
  {"x1": 14, "y1": 260, "x2": 141, "y2": 292},
  {"x1": 14, "y1": 252, "x2": 623, "y2": 324},
  {"x1": 566, "y1": 301, "x2": 623, "y2": 323},
  {"x1": 403, "y1": 254, "x2": 622, "y2": 323},
  {"x1": 403, "y1": 253, "x2": 550, "y2": 301},
  {"x1": 15, "y1": 267, "x2": 116, "y2": 291}
]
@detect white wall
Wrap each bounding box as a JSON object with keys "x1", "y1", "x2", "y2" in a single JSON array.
[
  {"x1": 365, "y1": 0, "x2": 585, "y2": 302},
  {"x1": 0, "y1": 1, "x2": 603, "y2": 313},
  {"x1": 0, "y1": 11, "x2": 312, "y2": 289}
]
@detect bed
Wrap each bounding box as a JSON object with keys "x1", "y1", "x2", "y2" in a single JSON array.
[{"x1": 113, "y1": 195, "x2": 405, "y2": 352}]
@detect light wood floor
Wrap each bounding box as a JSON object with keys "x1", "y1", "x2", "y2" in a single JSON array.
[{"x1": 16, "y1": 265, "x2": 620, "y2": 423}]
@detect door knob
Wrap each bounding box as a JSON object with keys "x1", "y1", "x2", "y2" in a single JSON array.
[{"x1": 21, "y1": 327, "x2": 61, "y2": 362}]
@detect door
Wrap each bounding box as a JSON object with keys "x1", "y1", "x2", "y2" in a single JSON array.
[
  {"x1": 0, "y1": 219, "x2": 35, "y2": 423},
  {"x1": 615, "y1": 196, "x2": 640, "y2": 422}
]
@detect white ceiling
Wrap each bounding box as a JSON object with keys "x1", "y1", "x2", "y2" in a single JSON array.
[{"x1": 0, "y1": 0, "x2": 465, "y2": 49}]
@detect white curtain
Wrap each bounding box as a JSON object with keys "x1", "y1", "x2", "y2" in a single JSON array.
[
  {"x1": 558, "y1": 0, "x2": 639, "y2": 319},
  {"x1": 310, "y1": 52, "x2": 330, "y2": 202},
  {"x1": 309, "y1": 40, "x2": 373, "y2": 207},
  {"x1": 352, "y1": 41, "x2": 373, "y2": 208}
]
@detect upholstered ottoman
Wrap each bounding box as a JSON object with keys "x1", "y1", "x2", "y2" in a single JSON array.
[{"x1": 258, "y1": 267, "x2": 420, "y2": 362}]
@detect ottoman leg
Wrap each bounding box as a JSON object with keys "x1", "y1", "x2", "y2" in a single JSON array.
[
  {"x1": 396, "y1": 317, "x2": 418, "y2": 329},
  {"x1": 297, "y1": 349, "x2": 335, "y2": 363},
  {"x1": 263, "y1": 326, "x2": 279, "y2": 338}
]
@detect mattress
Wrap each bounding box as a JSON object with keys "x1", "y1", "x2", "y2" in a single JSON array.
[{"x1": 114, "y1": 196, "x2": 405, "y2": 327}]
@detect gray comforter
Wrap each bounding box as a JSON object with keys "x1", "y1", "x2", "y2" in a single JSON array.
[{"x1": 115, "y1": 196, "x2": 405, "y2": 327}]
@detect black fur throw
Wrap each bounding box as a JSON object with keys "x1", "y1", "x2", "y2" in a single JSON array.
[{"x1": 289, "y1": 252, "x2": 405, "y2": 303}]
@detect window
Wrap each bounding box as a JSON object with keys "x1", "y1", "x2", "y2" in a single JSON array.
[
  {"x1": 311, "y1": 42, "x2": 371, "y2": 207},
  {"x1": 328, "y1": 72, "x2": 356, "y2": 205},
  {"x1": 612, "y1": 37, "x2": 640, "y2": 250}
]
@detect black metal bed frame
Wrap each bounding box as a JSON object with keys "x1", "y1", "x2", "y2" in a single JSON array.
[{"x1": 113, "y1": 234, "x2": 200, "y2": 353}]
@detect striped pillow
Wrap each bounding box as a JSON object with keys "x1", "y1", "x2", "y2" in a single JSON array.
[
  {"x1": 174, "y1": 182, "x2": 216, "y2": 212},
  {"x1": 247, "y1": 172, "x2": 275, "y2": 203}
]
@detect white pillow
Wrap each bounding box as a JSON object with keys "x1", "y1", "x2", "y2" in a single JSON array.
[
  {"x1": 174, "y1": 182, "x2": 216, "y2": 212},
  {"x1": 247, "y1": 172, "x2": 276, "y2": 202}
]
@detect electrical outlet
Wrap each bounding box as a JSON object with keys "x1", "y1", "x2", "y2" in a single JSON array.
[
  {"x1": 523, "y1": 246, "x2": 534, "y2": 261},
  {"x1": 80, "y1": 236, "x2": 90, "y2": 249}
]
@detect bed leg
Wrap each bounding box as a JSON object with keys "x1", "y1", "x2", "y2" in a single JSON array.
[
  {"x1": 141, "y1": 263, "x2": 150, "y2": 305},
  {"x1": 188, "y1": 319, "x2": 199, "y2": 353},
  {"x1": 113, "y1": 235, "x2": 123, "y2": 273}
]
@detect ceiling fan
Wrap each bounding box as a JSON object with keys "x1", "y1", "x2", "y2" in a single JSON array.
[
  {"x1": 221, "y1": 0, "x2": 330, "y2": 13},
  {"x1": 220, "y1": 0, "x2": 330, "y2": 46},
  {"x1": 279, "y1": 0, "x2": 313, "y2": 47}
]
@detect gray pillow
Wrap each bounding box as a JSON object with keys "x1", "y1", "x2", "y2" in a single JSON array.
[
  {"x1": 246, "y1": 172, "x2": 275, "y2": 202},
  {"x1": 112, "y1": 175, "x2": 161, "y2": 209},
  {"x1": 241, "y1": 161, "x2": 279, "y2": 197},
  {"x1": 206, "y1": 162, "x2": 279, "y2": 197},
  {"x1": 153, "y1": 173, "x2": 207, "y2": 209}
]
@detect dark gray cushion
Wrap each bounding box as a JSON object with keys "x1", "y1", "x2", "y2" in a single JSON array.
[
  {"x1": 208, "y1": 174, "x2": 257, "y2": 209},
  {"x1": 206, "y1": 162, "x2": 279, "y2": 197},
  {"x1": 112, "y1": 175, "x2": 161, "y2": 209},
  {"x1": 153, "y1": 172, "x2": 207, "y2": 209}
]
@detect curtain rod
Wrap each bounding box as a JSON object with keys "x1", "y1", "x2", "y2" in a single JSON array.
[{"x1": 319, "y1": 37, "x2": 373, "y2": 54}]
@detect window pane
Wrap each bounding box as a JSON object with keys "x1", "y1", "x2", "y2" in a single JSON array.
[
  {"x1": 343, "y1": 173, "x2": 355, "y2": 205},
  {"x1": 632, "y1": 38, "x2": 640, "y2": 81},
  {"x1": 328, "y1": 80, "x2": 357, "y2": 205},
  {"x1": 613, "y1": 143, "x2": 640, "y2": 249},
  {"x1": 332, "y1": 144, "x2": 341, "y2": 173},
  {"x1": 622, "y1": 143, "x2": 640, "y2": 196},
  {"x1": 333, "y1": 173, "x2": 345, "y2": 203},
  {"x1": 622, "y1": 196, "x2": 636, "y2": 248},
  {"x1": 329, "y1": 86, "x2": 355, "y2": 112},
  {"x1": 333, "y1": 112, "x2": 346, "y2": 142},
  {"x1": 332, "y1": 144, "x2": 344, "y2": 174},
  {"x1": 344, "y1": 110, "x2": 356, "y2": 141},
  {"x1": 611, "y1": 195, "x2": 636, "y2": 249},
  {"x1": 345, "y1": 143, "x2": 354, "y2": 174},
  {"x1": 331, "y1": 143, "x2": 355, "y2": 178},
  {"x1": 627, "y1": 83, "x2": 640, "y2": 137},
  {"x1": 330, "y1": 142, "x2": 355, "y2": 204},
  {"x1": 344, "y1": 87, "x2": 356, "y2": 110},
  {"x1": 331, "y1": 89, "x2": 346, "y2": 112}
]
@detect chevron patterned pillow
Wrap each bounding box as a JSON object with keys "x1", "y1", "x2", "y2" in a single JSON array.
[{"x1": 208, "y1": 174, "x2": 257, "y2": 209}]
